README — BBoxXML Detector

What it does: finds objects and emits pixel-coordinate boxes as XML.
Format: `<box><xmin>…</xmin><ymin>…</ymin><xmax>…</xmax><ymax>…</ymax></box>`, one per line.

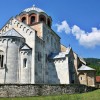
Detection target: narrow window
<box><xmin>0</xmin><ymin>55</ymin><xmax>1</xmax><ymax>67</ymax></box>
<box><xmin>39</xmin><ymin>15</ymin><xmax>46</xmax><ymax>23</ymax></box>
<box><xmin>45</xmin><ymin>54</ymin><xmax>48</xmax><ymax>63</ymax></box>
<box><xmin>48</xmin><ymin>19</ymin><xmax>51</xmax><ymax>27</ymax></box>
<box><xmin>0</xmin><ymin>51</ymin><xmax>4</xmax><ymax>68</ymax></box>
<box><xmin>81</xmin><ymin>77</ymin><xmax>82</xmax><ymax>80</ymax></box>
<box><xmin>22</xmin><ymin>17</ymin><xmax>26</xmax><ymax>24</ymax></box>
<box><xmin>38</xmin><ymin>52</ymin><xmax>41</xmax><ymax>61</ymax></box>
<box><xmin>1</xmin><ymin>55</ymin><xmax>4</xmax><ymax>68</ymax></box>
<box><xmin>23</xmin><ymin>58</ymin><xmax>27</xmax><ymax>67</ymax></box>
<box><xmin>31</xmin><ymin>16</ymin><xmax>35</xmax><ymax>24</ymax></box>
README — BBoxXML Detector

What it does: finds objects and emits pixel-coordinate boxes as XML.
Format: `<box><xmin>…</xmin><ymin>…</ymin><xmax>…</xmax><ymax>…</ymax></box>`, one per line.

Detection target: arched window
<box><xmin>39</xmin><ymin>15</ymin><xmax>46</xmax><ymax>23</ymax></box>
<box><xmin>40</xmin><ymin>17</ymin><xmax>45</xmax><ymax>22</ymax></box>
<box><xmin>31</xmin><ymin>16</ymin><xmax>35</xmax><ymax>24</ymax></box>
<box><xmin>47</xmin><ymin>18</ymin><xmax>51</xmax><ymax>27</ymax></box>
<box><xmin>23</xmin><ymin>58</ymin><xmax>27</xmax><ymax>67</ymax></box>
<box><xmin>22</xmin><ymin>17</ymin><xmax>26</xmax><ymax>24</ymax></box>
<box><xmin>0</xmin><ymin>50</ymin><xmax>4</xmax><ymax>68</ymax></box>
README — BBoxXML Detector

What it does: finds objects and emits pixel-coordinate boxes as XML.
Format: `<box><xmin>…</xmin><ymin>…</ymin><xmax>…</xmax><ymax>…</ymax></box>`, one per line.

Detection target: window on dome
<box><xmin>0</xmin><ymin>50</ymin><xmax>4</xmax><ymax>68</ymax></box>
<box><xmin>39</xmin><ymin>15</ymin><xmax>46</xmax><ymax>23</ymax></box>
<box><xmin>22</xmin><ymin>17</ymin><xmax>26</xmax><ymax>24</ymax></box>
<box><xmin>31</xmin><ymin>16</ymin><xmax>35</xmax><ymax>24</ymax></box>
<box><xmin>40</xmin><ymin>18</ymin><xmax>45</xmax><ymax>22</ymax></box>
<box><xmin>48</xmin><ymin>19</ymin><xmax>51</xmax><ymax>27</ymax></box>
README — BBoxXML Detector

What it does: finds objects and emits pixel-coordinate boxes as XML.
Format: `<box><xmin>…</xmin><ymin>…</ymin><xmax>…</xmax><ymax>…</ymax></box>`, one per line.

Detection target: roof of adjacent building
<box><xmin>78</xmin><ymin>65</ymin><xmax>95</xmax><ymax>71</ymax></box>
<box><xmin>23</xmin><ymin>5</ymin><xmax>45</xmax><ymax>13</ymax></box>
<box><xmin>21</xmin><ymin>44</ymin><xmax>31</xmax><ymax>50</ymax></box>
<box><xmin>0</xmin><ymin>29</ymin><xmax>24</xmax><ymax>38</ymax></box>
<box><xmin>96</xmin><ymin>76</ymin><xmax>100</xmax><ymax>83</ymax></box>
<box><xmin>49</xmin><ymin>47</ymin><xmax>71</xmax><ymax>59</ymax></box>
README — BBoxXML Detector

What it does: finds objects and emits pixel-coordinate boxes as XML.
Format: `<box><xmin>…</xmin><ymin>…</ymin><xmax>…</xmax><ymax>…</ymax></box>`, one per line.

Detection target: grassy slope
<box><xmin>84</xmin><ymin>58</ymin><xmax>100</xmax><ymax>76</ymax></box>
<box><xmin>0</xmin><ymin>89</ymin><xmax>100</xmax><ymax>100</ymax></box>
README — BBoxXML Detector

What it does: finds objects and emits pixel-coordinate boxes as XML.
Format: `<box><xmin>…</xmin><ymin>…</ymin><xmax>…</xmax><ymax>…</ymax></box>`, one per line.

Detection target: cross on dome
<box><xmin>23</xmin><ymin>5</ymin><xmax>45</xmax><ymax>13</ymax></box>
<box><xmin>33</xmin><ymin>5</ymin><xmax>35</xmax><ymax>7</ymax></box>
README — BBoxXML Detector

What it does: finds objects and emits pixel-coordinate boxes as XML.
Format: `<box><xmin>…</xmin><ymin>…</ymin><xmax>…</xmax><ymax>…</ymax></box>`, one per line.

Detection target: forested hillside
<box><xmin>84</xmin><ymin>58</ymin><xmax>100</xmax><ymax>76</ymax></box>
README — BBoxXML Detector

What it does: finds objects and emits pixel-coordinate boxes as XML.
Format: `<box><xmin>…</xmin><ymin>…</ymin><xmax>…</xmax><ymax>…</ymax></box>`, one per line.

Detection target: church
<box><xmin>0</xmin><ymin>6</ymin><xmax>96</xmax><ymax>87</ymax></box>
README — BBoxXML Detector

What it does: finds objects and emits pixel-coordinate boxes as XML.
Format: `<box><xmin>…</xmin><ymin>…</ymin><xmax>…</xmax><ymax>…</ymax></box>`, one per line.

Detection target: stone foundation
<box><xmin>0</xmin><ymin>84</ymin><xmax>96</xmax><ymax>97</ymax></box>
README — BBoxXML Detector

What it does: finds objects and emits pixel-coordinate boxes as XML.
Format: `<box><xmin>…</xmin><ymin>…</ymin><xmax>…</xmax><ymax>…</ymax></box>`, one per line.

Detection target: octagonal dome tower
<box><xmin>16</xmin><ymin>5</ymin><xmax>52</xmax><ymax>27</ymax></box>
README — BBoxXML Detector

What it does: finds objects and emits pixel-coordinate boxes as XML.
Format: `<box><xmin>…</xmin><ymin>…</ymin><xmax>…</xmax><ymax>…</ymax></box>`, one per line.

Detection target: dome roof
<box><xmin>23</xmin><ymin>5</ymin><xmax>45</xmax><ymax>13</ymax></box>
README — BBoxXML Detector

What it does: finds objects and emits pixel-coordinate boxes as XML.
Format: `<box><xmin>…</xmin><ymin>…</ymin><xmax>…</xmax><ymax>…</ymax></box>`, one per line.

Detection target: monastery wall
<box><xmin>0</xmin><ymin>84</ymin><xmax>96</xmax><ymax>97</ymax></box>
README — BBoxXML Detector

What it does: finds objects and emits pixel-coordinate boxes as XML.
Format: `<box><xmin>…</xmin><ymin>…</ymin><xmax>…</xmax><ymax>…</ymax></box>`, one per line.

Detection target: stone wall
<box><xmin>0</xmin><ymin>84</ymin><xmax>96</xmax><ymax>97</ymax></box>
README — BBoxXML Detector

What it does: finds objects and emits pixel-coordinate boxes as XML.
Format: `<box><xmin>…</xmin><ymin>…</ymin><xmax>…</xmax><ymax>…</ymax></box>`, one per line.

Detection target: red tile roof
<box><xmin>96</xmin><ymin>76</ymin><xmax>100</xmax><ymax>82</ymax></box>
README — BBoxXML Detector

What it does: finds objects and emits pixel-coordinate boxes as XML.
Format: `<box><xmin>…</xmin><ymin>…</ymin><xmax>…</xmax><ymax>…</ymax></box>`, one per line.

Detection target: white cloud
<box><xmin>56</xmin><ymin>20</ymin><xmax>100</xmax><ymax>48</ymax></box>
<box><xmin>55</xmin><ymin>20</ymin><xmax>71</xmax><ymax>34</ymax></box>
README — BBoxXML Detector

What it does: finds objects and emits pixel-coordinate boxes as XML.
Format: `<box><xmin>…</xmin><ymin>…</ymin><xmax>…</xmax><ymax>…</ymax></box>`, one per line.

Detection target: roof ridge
<box><xmin>78</xmin><ymin>64</ymin><xmax>95</xmax><ymax>71</ymax></box>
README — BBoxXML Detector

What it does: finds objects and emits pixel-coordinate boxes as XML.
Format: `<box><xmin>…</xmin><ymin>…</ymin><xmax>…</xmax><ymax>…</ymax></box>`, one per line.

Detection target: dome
<box><xmin>16</xmin><ymin>5</ymin><xmax>52</xmax><ymax>27</ymax></box>
<box><xmin>23</xmin><ymin>5</ymin><xmax>45</xmax><ymax>13</ymax></box>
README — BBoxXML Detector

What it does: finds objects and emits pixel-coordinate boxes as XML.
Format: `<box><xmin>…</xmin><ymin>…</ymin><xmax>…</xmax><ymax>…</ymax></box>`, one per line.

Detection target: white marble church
<box><xmin>0</xmin><ymin>6</ymin><xmax>96</xmax><ymax>86</ymax></box>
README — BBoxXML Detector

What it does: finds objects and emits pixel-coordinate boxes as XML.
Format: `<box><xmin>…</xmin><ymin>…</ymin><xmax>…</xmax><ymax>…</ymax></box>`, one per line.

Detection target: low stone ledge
<box><xmin>0</xmin><ymin>84</ymin><xmax>97</xmax><ymax>97</ymax></box>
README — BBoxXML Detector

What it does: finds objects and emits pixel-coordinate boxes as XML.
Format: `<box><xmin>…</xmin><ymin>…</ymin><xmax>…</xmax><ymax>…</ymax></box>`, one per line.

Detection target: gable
<box><xmin>0</xmin><ymin>17</ymin><xmax>36</xmax><ymax>48</ymax></box>
<box><xmin>1</xmin><ymin>28</ymin><xmax>24</xmax><ymax>38</ymax></box>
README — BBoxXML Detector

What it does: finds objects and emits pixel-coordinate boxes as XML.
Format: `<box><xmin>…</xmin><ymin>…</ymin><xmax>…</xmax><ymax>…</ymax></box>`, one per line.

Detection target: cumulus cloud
<box><xmin>55</xmin><ymin>20</ymin><xmax>71</xmax><ymax>34</ymax></box>
<box><xmin>56</xmin><ymin>20</ymin><xmax>100</xmax><ymax>48</ymax></box>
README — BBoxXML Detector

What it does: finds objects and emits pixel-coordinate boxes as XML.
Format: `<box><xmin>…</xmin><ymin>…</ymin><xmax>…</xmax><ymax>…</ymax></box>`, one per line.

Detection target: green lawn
<box><xmin>0</xmin><ymin>89</ymin><xmax>100</xmax><ymax>100</ymax></box>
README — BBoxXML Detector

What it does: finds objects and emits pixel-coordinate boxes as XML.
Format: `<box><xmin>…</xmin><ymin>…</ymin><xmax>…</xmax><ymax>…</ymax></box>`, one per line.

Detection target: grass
<box><xmin>0</xmin><ymin>89</ymin><xmax>100</xmax><ymax>100</ymax></box>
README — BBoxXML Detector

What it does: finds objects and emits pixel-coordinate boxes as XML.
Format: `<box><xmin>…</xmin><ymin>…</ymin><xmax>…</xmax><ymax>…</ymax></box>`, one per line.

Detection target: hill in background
<box><xmin>84</xmin><ymin>58</ymin><xmax>100</xmax><ymax>76</ymax></box>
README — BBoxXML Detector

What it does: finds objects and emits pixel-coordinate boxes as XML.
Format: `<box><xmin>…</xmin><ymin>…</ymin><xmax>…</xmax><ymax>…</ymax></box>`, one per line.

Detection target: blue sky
<box><xmin>0</xmin><ymin>0</ymin><xmax>100</xmax><ymax>58</ymax></box>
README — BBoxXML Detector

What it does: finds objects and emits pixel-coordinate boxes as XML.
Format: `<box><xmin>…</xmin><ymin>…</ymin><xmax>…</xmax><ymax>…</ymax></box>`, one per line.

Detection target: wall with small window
<box><xmin>20</xmin><ymin>50</ymin><xmax>32</xmax><ymax>84</ymax></box>
<box><xmin>78</xmin><ymin>73</ymin><xmax>87</xmax><ymax>85</ymax></box>
<box><xmin>78</xmin><ymin>71</ymin><xmax>96</xmax><ymax>86</ymax></box>
<box><xmin>0</xmin><ymin>37</ymin><xmax>25</xmax><ymax>84</ymax></box>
